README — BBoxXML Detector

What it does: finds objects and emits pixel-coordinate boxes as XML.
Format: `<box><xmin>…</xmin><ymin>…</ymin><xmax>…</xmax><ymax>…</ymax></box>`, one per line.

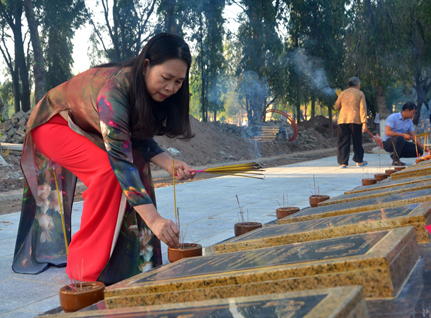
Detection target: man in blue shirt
<box><xmin>383</xmin><ymin>102</ymin><xmax>424</xmax><ymax>166</ymax></box>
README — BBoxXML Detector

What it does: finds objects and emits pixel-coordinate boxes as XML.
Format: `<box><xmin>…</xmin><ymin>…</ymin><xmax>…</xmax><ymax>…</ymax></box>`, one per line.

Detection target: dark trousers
<box><xmin>337</xmin><ymin>124</ymin><xmax>364</xmax><ymax>166</ymax></box>
<box><xmin>383</xmin><ymin>136</ymin><xmax>423</xmax><ymax>161</ymax></box>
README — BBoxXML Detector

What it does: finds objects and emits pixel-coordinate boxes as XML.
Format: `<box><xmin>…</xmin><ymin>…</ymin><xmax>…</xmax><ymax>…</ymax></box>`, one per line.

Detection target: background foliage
<box><xmin>0</xmin><ymin>0</ymin><xmax>430</xmax><ymax>129</ymax></box>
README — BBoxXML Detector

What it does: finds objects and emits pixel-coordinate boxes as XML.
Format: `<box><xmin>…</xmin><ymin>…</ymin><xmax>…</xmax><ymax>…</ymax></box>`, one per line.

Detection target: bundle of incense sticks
<box><xmin>415</xmin><ymin>132</ymin><xmax>430</xmax><ymax>156</ymax></box>
<box><xmin>193</xmin><ymin>162</ymin><xmax>265</xmax><ymax>179</ymax></box>
<box><xmin>366</xmin><ymin>130</ymin><xmax>383</xmax><ymax>148</ymax></box>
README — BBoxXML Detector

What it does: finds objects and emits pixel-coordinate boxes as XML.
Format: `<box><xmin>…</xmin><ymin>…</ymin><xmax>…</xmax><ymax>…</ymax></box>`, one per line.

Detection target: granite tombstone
<box><xmin>104</xmin><ymin>227</ymin><xmax>418</xmax><ymax>307</ymax></box>
<box><xmin>41</xmin><ymin>287</ymin><xmax>369</xmax><ymax>318</ymax></box>
<box><xmin>278</xmin><ymin>188</ymin><xmax>431</xmax><ymax>224</ymax></box>
<box><xmin>320</xmin><ymin>181</ymin><xmax>431</xmax><ymax>206</ymax></box>
<box><xmin>213</xmin><ymin>203</ymin><xmax>431</xmax><ymax>254</ymax></box>
<box><xmin>344</xmin><ymin>175</ymin><xmax>431</xmax><ymax>195</ymax></box>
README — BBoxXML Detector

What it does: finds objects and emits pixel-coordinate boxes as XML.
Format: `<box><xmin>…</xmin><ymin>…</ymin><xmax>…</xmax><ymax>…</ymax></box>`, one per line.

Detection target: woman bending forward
<box><xmin>13</xmin><ymin>33</ymin><xmax>195</xmax><ymax>285</ymax></box>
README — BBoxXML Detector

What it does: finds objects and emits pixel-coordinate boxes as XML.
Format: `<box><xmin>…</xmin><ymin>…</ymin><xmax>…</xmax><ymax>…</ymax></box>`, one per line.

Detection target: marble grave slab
<box><xmin>404</xmin><ymin>160</ymin><xmax>431</xmax><ymax>169</ymax></box>
<box><xmin>42</xmin><ymin>287</ymin><xmax>369</xmax><ymax>318</ymax></box>
<box><xmin>104</xmin><ymin>227</ymin><xmax>418</xmax><ymax>307</ymax></box>
<box><xmin>319</xmin><ymin>180</ymin><xmax>431</xmax><ymax>206</ymax></box>
<box><xmin>391</xmin><ymin>165</ymin><xmax>431</xmax><ymax>180</ymax></box>
<box><xmin>344</xmin><ymin>175</ymin><xmax>431</xmax><ymax>195</ymax></box>
<box><xmin>213</xmin><ymin>203</ymin><xmax>431</xmax><ymax>254</ymax></box>
<box><xmin>278</xmin><ymin>188</ymin><xmax>431</xmax><ymax>224</ymax></box>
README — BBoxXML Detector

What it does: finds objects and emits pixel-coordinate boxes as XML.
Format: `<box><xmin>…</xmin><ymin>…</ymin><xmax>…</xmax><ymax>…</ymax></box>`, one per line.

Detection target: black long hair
<box><xmin>99</xmin><ymin>33</ymin><xmax>193</xmax><ymax>140</ymax></box>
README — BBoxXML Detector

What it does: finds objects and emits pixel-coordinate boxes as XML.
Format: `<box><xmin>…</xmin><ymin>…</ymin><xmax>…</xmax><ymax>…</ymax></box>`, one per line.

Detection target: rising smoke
<box><xmin>290</xmin><ymin>49</ymin><xmax>336</xmax><ymax>97</ymax></box>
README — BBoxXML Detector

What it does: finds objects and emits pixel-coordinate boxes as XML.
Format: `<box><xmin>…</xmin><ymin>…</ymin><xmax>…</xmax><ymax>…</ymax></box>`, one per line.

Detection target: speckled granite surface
<box><xmin>278</xmin><ymin>188</ymin><xmax>431</xmax><ymax>224</ymax></box>
<box><xmin>345</xmin><ymin>175</ymin><xmax>431</xmax><ymax>195</ymax></box>
<box><xmin>391</xmin><ymin>165</ymin><xmax>431</xmax><ymax>180</ymax></box>
<box><xmin>104</xmin><ymin>227</ymin><xmax>418</xmax><ymax>307</ymax></box>
<box><xmin>212</xmin><ymin>203</ymin><xmax>431</xmax><ymax>254</ymax></box>
<box><xmin>366</xmin><ymin>242</ymin><xmax>431</xmax><ymax>317</ymax></box>
<box><xmin>404</xmin><ymin>160</ymin><xmax>431</xmax><ymax>169</ymax></box>
<box><xmin>40</xmin><ymin>286</ymin><xmax>369</xmax><ymax>318</ymax></box>
<box><xmin>320</xmin><ymin>181</ymin><xmax>431</xmax><ymax>206</ymax></box>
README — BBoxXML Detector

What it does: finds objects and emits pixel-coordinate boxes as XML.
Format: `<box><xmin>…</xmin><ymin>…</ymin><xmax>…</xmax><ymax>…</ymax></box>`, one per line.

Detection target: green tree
<box><xmin>38</xmin><ymin>0</ymin><xmax>86</xmax><ymax>90</ymax></box>
<box><xmin>283</xmin><ymin>0</ymin><xmax>349</xmax><ymax>137</ymax></box>
<box><xmin>157</xmin><ymin>0</ymin><xmax>196</xmax><ymax>36</ymax></box>
<box><xmin>392</xmin><ymin>0</ymin><xmax>431</xmax><ymax>124</ymax></box>
<box><xmin>0</xmin><ymin>0</ymin><xmax>31</xmax><ymax>112</ymax></box>
<box><xmin>346</xmin><ymin>0</ymin><xmax>399</xmax><ymax>124</ymax></box>
<box><xmin>235</xmin><ymin>0</ymin><xmax>283</xmax><ymax>124</ymax></box>
<box><xmin>88</xmin><ymin>0</ymin><xmax>158</xmax><ymax>63</ymax></box>
<box><xmin>192</xmin><ymin>0</ymin><xmax>226</xmax><ymax>122</ymax></box>
<box><xmin>24</xmin><ymin>0</ymin><xmax>45</xmax><ymax>104</ymax></box>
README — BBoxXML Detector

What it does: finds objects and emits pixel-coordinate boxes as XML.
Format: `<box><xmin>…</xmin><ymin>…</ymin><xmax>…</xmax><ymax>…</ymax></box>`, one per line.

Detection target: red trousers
<box><xmin>31</xmin><ymin>115</ymin><xmax>123</xmax><ymax>281</ymax></box>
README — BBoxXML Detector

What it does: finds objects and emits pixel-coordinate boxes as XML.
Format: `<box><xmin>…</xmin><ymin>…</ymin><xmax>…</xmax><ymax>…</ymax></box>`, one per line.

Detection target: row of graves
<box><xmin>44</xmin><ymin>160</ymin><xmax>431</xmax><ymax>318</ymax></box>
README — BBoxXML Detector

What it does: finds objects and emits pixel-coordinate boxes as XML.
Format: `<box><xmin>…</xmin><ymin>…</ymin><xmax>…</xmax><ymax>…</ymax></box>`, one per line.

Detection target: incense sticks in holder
<box><xmin>168</xmin><ymin>243</ymin><xmax>202</xmax><ymax>263</ymax></box>
<box><xmin>59</xmin><ymin>281</ymin><xmax>105</xmax><ymax>312</ymax></box>
<box><xmin>309</xmin><ymin>195</ymin><xmax>330</xmax><ymax>207</ymax></box>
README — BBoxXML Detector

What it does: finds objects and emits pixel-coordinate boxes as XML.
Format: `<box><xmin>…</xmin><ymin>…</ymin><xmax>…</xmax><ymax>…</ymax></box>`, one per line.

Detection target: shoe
<box><xmin>339</xmin><ymin>164</ymin><xmax>347</xmax><ymax>169</ymax></box>
<box><xmin>392</xmin><ymin>161</ymin><xmax>406</xmax><ymax>166</ymax></box>
<box><xmin>356</xmin><ymin>161</ymin><xmax>368</xmax><ymax>167</ymax></box>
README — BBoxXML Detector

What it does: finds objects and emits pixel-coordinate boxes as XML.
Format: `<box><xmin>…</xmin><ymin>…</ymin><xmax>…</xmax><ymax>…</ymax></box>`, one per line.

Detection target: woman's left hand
<box><xmin>170</xmin><ymin>159</ymin><xmax>195</xmax><ymax>181</ymax></box>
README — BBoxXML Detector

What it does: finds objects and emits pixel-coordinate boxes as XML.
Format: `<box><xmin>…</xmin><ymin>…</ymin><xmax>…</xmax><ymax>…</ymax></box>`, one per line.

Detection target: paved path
<box><xmin>0</xmin><ymin>152</ymin><xmax>410</xmax><ymax>317</ymax></box>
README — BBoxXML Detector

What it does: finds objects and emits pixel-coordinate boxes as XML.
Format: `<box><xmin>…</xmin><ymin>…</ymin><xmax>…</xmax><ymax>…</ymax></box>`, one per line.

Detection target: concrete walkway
<box><xmin>0</xmin><ymin>152</ymin><xmax>411</xmax><ymax>317</ymax></box>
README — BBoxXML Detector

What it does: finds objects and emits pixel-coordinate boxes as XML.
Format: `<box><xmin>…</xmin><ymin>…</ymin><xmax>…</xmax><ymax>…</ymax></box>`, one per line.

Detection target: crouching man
<box><xmin>382</xmin><ymin>102</ymin><xmax>424</xmax><ymax>166</ymax></box>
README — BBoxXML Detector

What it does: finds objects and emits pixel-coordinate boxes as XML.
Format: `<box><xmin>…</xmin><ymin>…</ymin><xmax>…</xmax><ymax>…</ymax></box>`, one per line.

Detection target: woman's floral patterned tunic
<box><xmin>12</xmin><ymin>67</ymin><xmax>165</xmax><ymax>285</ymax></box>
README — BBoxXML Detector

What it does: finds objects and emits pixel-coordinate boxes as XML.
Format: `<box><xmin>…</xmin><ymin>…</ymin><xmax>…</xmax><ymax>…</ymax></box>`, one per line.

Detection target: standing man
<box><xmin>334</xmin><ymin>77</ymin><xmax>368</xmax><ymax>168</ymax></box>
<box><xmin>383</xmin><ymin>102</ymin><xmax>424</xmax><ymax>166</ymax></box>
<box><xmin>374</xmin><ymin>113</ymin><xmax>380</xmax><ymax>135</ymax></box>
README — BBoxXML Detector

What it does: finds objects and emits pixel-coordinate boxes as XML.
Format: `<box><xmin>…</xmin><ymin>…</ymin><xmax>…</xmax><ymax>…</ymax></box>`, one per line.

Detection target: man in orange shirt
<box><xmin>334</xmin><ymin>77</ymin><xmax>368</xmax><ymax>168</ymax></box>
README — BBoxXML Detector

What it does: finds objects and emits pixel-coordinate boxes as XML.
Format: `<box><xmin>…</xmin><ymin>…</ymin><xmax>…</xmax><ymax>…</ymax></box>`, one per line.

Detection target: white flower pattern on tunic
<box><xmin>36</xmin><ymin>183</ymin><xmax>51</xmax><ymax>214</ymax></box>
<box><xmin>36</xmin><ymin>213</ymin><xmax>54</xmax><ymax>243</ymax></box>
<box><xmin>99</xmin><ymin>121</ymin><xmax>111</xmax><ymax>151</ymax></box>
<box><xmin>128</xmin><ymin>225</ymin><xmax>153</xmax><ymax>272</ymax></box>
<box><xmin>48</xmin><ymin>191</ymin><xmax>61</xmax><ymax>212</ymax></box>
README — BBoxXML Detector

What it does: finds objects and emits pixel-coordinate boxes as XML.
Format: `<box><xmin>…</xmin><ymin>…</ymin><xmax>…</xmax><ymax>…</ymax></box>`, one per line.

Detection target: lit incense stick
<box><xmin>172</xmin><ymin>157</ymin><xmax>177</xmax><ymax>221</ymax></box>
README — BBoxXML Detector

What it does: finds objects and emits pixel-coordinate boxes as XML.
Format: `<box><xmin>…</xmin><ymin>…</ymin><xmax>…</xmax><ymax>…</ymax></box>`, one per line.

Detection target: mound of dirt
<box><xmin>1</xmin><ymin>115</ymin><xmax>338</xmax><ymax>192</ymax></box>
<box><xmin>152</xmin><ymin>116</ymin><xmax>336</xmax><ymax>170</ymax></box>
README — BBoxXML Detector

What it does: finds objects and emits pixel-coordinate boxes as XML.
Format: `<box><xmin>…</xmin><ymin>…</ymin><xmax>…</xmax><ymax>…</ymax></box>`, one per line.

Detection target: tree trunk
<box><xmin>376</xmin><ymin>85</ymin><xmax>389</xmax><ymax>120</ymax></box>
<box><xmin>201</xmin><ymin>73</ymin><xmax>206</xmax><ymax>122</ymax></box>
<box><xmin>311</xmin><ymin>93</ymin><xmax>316</xmax><ymax>128</ymax></box>
<box><xmin>412</xmin><ymin>73</ymin><xmax>431</xmax><ymax>126</ymax></box>
<box><xmin>166</xmin><ymin>0</ymin><xmax>177</xmax><ymax>34</ymax></box>
<box><xmin>12</xmin><ymin>2</ymin><xmax>30</xmax><ymax>112</ymax></box>
<box><xmin>11</xmin><ymin>67</ymin><xmax>21</xmax><ymax>113</ymax></box>
<box><xmin>24</xmin><ymin>0</ymin><xmax>45</xmax><ymax>105</ymax></box>
<box><xmin>375</xmin><ymin>85</ymin><xmax>389</xmax><ymax>136</ymax></box>
<box><xmin>303</xmin><ymin>103</ymin><xmax>307</xmax><ymax>120</ymax></box>
<box><xmin>295</xmin><ymin>91</ymin><xmax>301</xmax><ymax>124</ymax></box>
<box><xmin>328</xmin><ymin>104</ymin><xmax>333</xmax><ymax>138</ymax></box>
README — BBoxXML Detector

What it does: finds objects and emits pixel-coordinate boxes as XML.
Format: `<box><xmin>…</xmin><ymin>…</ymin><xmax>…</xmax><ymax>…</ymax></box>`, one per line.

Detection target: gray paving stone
<box><xmin>0</xmin><ymin>220</ymin><xmax>19</xmax><ymax>231</ymax></box>
<box><xmin>0</xmin><ymin>153</ymin><xmax>407</xmax><ymax>315</ymax></box>
<box><xmin>0</xmin><ymin>256</ymin><xmax>18</xmax><ymax>282</ymax></box>
<box><xmin>0</xmin><ymin>309</ymin><xmax>39</xmax><ymax>318</ymax></box>
<box><xmin>21</xmin><ymin>295</ymin><xmax>61</xmax><ymax>314</ymax></box>
<box><xmin>19</xmin><ymin>265</ymin><xmax>69</xmax><ymax>285</ymax></box>
<box><xmin>0</xmin><ymin>238</ymin><xmax>15</xmax><ymax>257</ymax></box>
<box><xmin>0</xmin><ymin>229</ymin><xmax>18</xmax><ymax>240</ymax></box>
<box><xmin>0</xmin><ymin>277</ymin><xmax>59</xmax><ymax>314</ymax></box>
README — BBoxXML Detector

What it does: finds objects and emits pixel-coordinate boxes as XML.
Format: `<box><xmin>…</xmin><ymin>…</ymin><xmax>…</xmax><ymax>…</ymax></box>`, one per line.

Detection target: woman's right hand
<box><xmin>149</xmin><ymin>216</ymin><xmax>180</xmax><ymax>248</ymax></box>
<box><xmin>134</xmin><ymin>204</ymin><xmax>180</xmax><ymax>248</ymax></box>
